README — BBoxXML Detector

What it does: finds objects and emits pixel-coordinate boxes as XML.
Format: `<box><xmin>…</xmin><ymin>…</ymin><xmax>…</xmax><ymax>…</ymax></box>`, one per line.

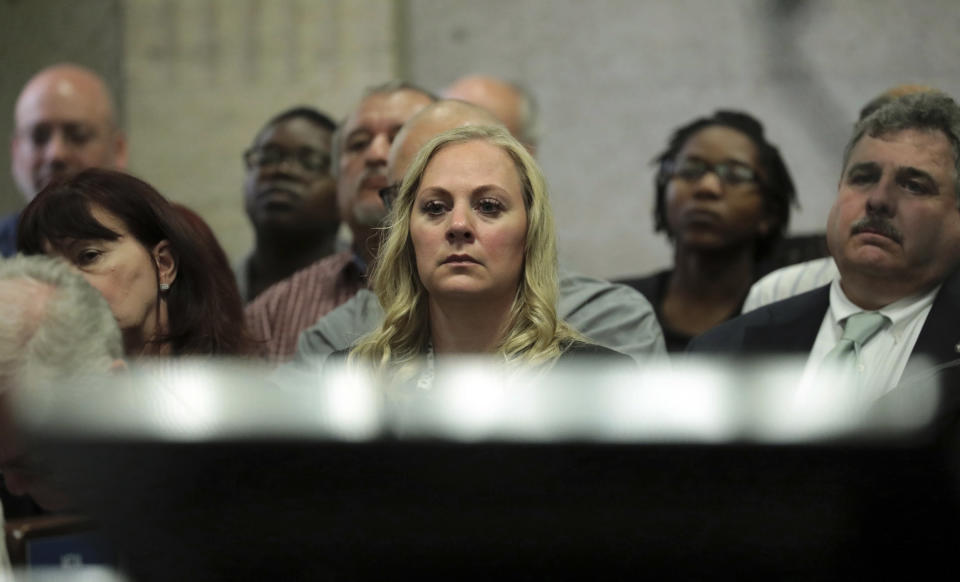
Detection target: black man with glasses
<box><xmin>237</xmin><ymin>106</ymin><xmax>338</xmax><ymax>303</ymax></box>
<box><xmin>244</xmin><ymin>85</ymin><xmax>436</xmax><ymax>362</ymax></box>
<box><xmin>617</xmin><ymin>111</ymin><xmax>797</xmax><ymax>351</ymax></box>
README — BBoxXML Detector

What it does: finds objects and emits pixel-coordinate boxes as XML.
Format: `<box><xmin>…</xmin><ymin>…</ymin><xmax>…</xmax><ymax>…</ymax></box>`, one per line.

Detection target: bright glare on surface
<box><xmin>10</xmin><ymin>355</ymin><xmax>939</xmax><ymax>443</ymax></box>
<box><xmin>599</xmin><ymin>363</ymin><xmax>740</xmax><ymax>441</ymax></box>
<box><xmin>149</xmin><ymin>365</ymin><xmax>222</xmax><ymax>439</ymax></box>
<box><xmin>321</xmin><ymin>365</ymin><xmax>383</xmax><ymax>440</ymax></box>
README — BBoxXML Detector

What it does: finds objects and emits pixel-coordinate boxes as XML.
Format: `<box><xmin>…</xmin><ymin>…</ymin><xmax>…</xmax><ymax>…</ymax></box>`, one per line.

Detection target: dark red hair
<box><xmin>17</xmin><ymin>168</ymin><xmax>253</xmax><ymax>357</ymax></box>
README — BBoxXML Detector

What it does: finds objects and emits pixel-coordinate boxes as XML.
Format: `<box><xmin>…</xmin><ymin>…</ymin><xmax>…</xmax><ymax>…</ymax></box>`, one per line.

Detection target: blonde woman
<box><xmin>348</xmin><ymin>125</ymin><xmax>626</xmax><ymax>381</ymax></box>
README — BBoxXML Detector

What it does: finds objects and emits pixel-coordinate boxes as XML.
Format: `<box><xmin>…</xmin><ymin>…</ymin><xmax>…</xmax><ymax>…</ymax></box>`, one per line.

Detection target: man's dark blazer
<box><xmin>688</xmin><ymin>267</ymin><xmax>960</xmax><ymax>433</ymax></box>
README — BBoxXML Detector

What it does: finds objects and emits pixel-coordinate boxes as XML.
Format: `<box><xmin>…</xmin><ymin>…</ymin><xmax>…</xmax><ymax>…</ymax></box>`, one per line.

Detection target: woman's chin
<box><xmin>428</xmin><ymin>282</ymin><xmax>515</xmax><ymax>305</ymax></box>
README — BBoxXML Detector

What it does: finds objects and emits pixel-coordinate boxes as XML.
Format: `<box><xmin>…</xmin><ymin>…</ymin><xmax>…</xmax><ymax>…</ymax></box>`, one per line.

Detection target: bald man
<box><xmin>386</xmin><ymin>99</ymin><xmax>501</xmax><ymax>183</ymax></box>
<box><xmin>2</xmin><ymin>64</ymin><xmax>127</xmax><ymax>257</ymax></box>
<box><xmin>442</xmin><ymin>74</ymin><xmax>538</xmax><ymax>153</ymax></box>
<box><xmin>295</xmin><ymin>99</ymin><xmax>665</xmax><ymax>363</ymax></box>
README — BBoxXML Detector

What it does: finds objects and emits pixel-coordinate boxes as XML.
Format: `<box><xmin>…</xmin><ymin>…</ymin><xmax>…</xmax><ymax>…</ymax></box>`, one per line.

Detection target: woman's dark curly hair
<box><xmin>653</xmin><ymin>110</ymin><xmax>798</xmax><ymax>259</ymax></box>
<box><xmin>17</xmin><ymin>168</ymin><xmax>253</xmax><ymax>356</ymax></box>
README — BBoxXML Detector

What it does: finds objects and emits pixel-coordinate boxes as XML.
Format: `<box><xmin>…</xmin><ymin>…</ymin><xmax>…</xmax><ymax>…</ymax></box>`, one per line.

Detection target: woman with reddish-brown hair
<box><xmin>17</xmin><ymin>168</ymin><xmax>252</xmax><ymax>357</ymax></box>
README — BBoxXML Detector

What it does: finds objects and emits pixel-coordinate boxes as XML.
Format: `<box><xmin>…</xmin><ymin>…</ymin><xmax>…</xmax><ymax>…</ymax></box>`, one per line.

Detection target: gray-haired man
<box><xmin>0</xmin><ymin>254</ymin><xmax>124</xmax><ymax>519</ymax></box>
<box><xmin>691</xmin><ymin>93</ymin><xmax>960</xmax><ymax>415</ymax></box>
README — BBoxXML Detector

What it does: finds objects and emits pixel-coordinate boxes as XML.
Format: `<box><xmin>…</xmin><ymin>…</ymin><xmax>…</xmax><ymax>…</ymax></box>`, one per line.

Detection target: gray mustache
<box><xmin>851</xmin><ymin>216</ymin><xmax>902</xmax><ymax>244</ymax></box>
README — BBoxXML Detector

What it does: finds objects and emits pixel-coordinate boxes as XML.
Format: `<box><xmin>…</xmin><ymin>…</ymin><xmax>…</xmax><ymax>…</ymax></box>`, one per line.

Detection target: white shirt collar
<box><xmin>829</xmin><ymin>279</ymin><xmax>941</xmax><ymax>342</ymax></box>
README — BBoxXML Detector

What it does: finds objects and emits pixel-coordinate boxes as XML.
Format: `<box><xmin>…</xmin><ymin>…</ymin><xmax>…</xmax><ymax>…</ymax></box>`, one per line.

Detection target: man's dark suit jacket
<box><xmin>688</xmin><ymin>268</ymin><xmax>960</xmax><ymax>434</ymax></box>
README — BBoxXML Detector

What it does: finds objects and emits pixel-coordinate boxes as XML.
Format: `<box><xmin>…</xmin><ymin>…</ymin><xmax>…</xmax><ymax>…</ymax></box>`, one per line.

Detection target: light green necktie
<box><xmin>825</xmin><ymin>311</ymin><xmax>888</xmax><ymax>366</ymax></box>
<box><xmin>810</xmin><ymin>311</ymin><xmax>889</xmax><ymax>407</ymax></box>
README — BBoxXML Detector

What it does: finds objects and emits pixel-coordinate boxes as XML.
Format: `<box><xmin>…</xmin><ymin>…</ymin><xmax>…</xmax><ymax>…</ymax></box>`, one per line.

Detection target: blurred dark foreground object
<box><xmin>11</xmin><ymin>358</ymin><xmax>960</xmax><ymax>581</ymax></box>
<box><xmin>4</xmin><ymin>514</ymin><xmax>117</xmax><ymax>569</ymax></box>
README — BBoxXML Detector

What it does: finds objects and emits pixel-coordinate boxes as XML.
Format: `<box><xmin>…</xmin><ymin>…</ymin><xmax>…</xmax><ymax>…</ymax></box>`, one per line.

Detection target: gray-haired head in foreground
<box><xmin>843</xmin><ymin>92</ymin><xmax>960</xmax><ymax>202</ymax></box>
<box><xmin>0</xmin><ymin>254</ymin><xmax>123</xmax><ymax>391</ymax></box>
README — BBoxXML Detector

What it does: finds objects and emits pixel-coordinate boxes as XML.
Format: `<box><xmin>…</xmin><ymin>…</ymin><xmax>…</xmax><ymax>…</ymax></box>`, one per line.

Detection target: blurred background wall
<box><xmin>3</xmin><ymin>0</ymin><xmax>960</xmax><ymax>279</ymax></box>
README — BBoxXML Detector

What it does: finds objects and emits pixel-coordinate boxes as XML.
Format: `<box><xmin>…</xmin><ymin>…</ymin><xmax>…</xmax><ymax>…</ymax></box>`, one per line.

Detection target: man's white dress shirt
<box><xmin>797</xmin><ymin>279</ymin><xmax>938</xmax><ymax>404</ymax></box>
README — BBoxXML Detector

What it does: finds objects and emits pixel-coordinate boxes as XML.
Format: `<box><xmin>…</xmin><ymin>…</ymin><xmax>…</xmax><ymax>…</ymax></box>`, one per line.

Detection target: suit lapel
<box><xmin>742</xmin><ymin>286</ymin><xmax>830</xmax><ymax>353</ymax></box>
<box><xmin>894</xmin><ymin>268</ymin><xmax>960</xmax><ymax>435</ymax></box>
<box><xmin>909</xmin><ymin>268</ymin><xmax>960</xmax><ymax>368</ymax></box>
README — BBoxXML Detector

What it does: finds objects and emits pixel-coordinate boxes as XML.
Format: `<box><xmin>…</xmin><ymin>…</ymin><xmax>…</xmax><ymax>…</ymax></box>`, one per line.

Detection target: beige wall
<box><xmin>5</xmin><ymin>1</ymin><xmax>960</xmax><ymax>279</ymax></box>
<box><xmin>404</xmin><ymin>0</ymin><xmax>960</xmax><ymax>279</ymax></box>
<box><xmin>124</xmin><ymin>0</ymin><xmax>398</xmax><ymax>261</ymax></box>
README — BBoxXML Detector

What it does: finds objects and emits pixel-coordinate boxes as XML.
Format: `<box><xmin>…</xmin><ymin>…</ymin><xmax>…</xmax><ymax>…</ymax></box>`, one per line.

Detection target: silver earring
<box><xmin>159</xmin><ymin>283</ymin><xmax>170</xmax><ymax>291</ymax></box>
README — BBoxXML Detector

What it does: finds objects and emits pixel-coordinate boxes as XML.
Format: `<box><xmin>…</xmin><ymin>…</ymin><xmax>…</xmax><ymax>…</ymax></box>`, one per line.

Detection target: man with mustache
<box><xmin>237</xmin><ymin>107</ymin><xmax>338</xmax><ymax>302</ymax></box>
<box><xmin>2</xmin><ymin>64</ymin><xmax>127</xmax><ymax>257</ymax></box>
<box><xmin>743</xmin><ymin>85</ymin><xmax>945</xmax><ymax>313</ymax></box>
<box><xmin>245</xmin><ymin>83</ymin><xmax>436</xmax><ymax>361</ymax></box>
<box><xmin>690</xmin><ymin>92</ymin><xmax>960</xmax><ymax>409</ymax></box>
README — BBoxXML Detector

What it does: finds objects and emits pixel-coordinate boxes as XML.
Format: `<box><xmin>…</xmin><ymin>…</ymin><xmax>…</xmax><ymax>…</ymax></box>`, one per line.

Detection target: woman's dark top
<box><xmin>617</xmin><ymin>269</ymin><xmax>746</xmax><ymax>353</ymax></box>
<box><xmin>331</xmin><ymin>340</ymin><xmax>630</xmax><ymax>363</ymax></box>
<box><xmin>557</xmin><ymin>340</ymin><xmax>632</xmax><ymax>362</ymax></box>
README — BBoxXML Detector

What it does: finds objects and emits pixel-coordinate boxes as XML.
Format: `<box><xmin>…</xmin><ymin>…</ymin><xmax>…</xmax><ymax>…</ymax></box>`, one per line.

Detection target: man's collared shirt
<box><xmin>743</xmin><ymin>257</ymin><xmax>839</xmax><ymax>313</ymax></box>
<box><xmin>244</xmin><ymin>250</ymin><xmax>364</xmax><ymax>363</ymax></box>
<box><xmin>798</xmin><ymin>278</ymin><xmax>939</xmax><ymax>402</ymax></box>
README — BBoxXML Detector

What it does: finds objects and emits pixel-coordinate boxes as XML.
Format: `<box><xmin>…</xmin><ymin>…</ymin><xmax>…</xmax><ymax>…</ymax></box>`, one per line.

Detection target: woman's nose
<box><xmin>445</xmin><ymin>207</ymin><xmax>474</xmax><ymax>242</ymax></box>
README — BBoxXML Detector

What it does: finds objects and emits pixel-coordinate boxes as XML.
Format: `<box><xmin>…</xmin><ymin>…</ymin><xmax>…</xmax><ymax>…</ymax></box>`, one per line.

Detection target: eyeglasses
<box><xmin>665</xmin><ymin>158</ymin><xmax>761</xmax><ymax>187</ymax></box>
<box><xmin>243</xmin><ymin>146</ymin><xmax>331</xmax><ymax>174</ymax></box>
<box><xmin>379</xmin><ymin>183</ymin><xmax>400</xmax><ymax>211</ymax></box>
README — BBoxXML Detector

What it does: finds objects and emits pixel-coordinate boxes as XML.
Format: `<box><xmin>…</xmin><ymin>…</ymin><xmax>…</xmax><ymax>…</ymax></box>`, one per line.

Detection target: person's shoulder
<box><xmin>294</xmin><ymin>289</ymin><xmax>382</xmax><ymax>361</ymax></box>
<box><xmin>559</xmin><ymin>340</ymin><xmax>632</xmax><ymax>362</ymax></box>
<box><xmin>283</xmin><ymin>250</ymin><xmax>356</xmax><ymax>289</ymax></box>
<box><xmin>744</xmin><ymin>258</ymin><xmax>838</xmax><ymax>313</ymax></box>
<box><xmin>558</xmin><ymin>267</ymin><xmax>653</xmax><ymax>308</ymax></box>
<box><xmin>246</xmin><ymin>251</ymin><xmax>355</xmax><ymax>310</ymax></box>
<box><xmin>309</xmin><ymin>287</ymin><xmax>381</xmax><ymax>333</ymax></box>
<box><xmin>556</xmin><ymin>267</ymin><xmax>665</xmax><ymax>359</ymax></box>
<box><xmin>689</xmin><ymin>284</ymin><xmax>831</xmax><ymax>353</ymax></box>
<box><xmin>0</xmin><ymin>211</ymin><xmax>19</xmax><ymax>258</ymax></box>
<box><xmin>0</xmin><ymin>211</ymin><xmax>18</xmax><ymax>229</ymax></box>
<box><xmin>613</xmin><ymin>269</ymin><xmax>670</xmax><ymax>298</ymax></box>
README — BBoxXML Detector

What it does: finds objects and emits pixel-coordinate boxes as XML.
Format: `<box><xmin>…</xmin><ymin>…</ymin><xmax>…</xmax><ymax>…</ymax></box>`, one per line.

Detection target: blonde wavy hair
<box><xmin>349</xmin><ymin>125</ymin><xmax>582</xmax><ymax>375</ymax></box>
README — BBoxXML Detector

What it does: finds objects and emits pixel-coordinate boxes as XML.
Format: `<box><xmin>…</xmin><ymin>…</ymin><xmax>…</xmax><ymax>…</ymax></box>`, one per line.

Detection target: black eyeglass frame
<box><xmin>662</xmin><ymin>158</ymin><xmax>764</xmax><ymax>188</ymax></box>
<box><xmin>243</xmin><ymin>146</ymin><xmax>332</xmax><ymax>175</ymax></box>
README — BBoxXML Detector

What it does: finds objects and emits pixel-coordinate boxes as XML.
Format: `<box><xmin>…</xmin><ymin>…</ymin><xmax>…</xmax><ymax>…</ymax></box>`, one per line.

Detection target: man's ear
<box><xmin>152</xmin><ymin>240</ymin><xmax>177</xmax><ymax>287</ymax></box>
<box><xmin>108</xmin><ymin>359</ymin><xmax>127</xmax><ymax>373</ymax></box>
